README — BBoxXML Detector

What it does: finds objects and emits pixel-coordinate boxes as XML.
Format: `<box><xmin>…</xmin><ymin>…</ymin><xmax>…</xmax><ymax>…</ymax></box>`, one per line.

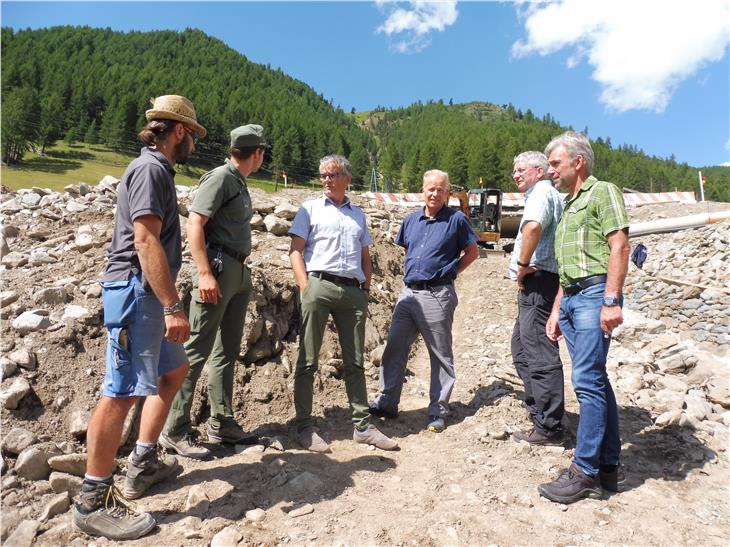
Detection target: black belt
<box><xmin>406</xmin><ymin>278</ymin><xmax>453</xmax><ymax>291</ymax></box>
<box><xmin>310</xmin><ymin>271</ymin><xmax>360</xmax><ymax>287</ymax></box>
<box><xmin>207</xmin><ymin>243</ymin><xmax>248</xmax><ymax>263</ymax></box>
<box><xmin>563</xmin><ymin>274</ymin><xmax>607</xmax><ymax>296</ymax></box>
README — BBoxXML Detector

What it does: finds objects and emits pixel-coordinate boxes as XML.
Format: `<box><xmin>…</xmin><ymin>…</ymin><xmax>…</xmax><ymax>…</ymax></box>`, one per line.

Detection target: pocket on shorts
<box><xmin>108</xmin><ymin>326</ymin><xmax>134</xmax><ymax>394</ymax></box>
<box><xmin>101</xmin><ymin>277</ymin><xmax>138</xmax><ymax>327</ymax></box>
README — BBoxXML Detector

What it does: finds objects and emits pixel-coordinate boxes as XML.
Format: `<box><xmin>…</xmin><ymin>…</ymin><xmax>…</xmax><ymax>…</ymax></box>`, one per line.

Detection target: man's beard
<box><xmin>173</xmin><ymin>140</ymin><xmax>191</xmax><ymax>165</ymax></box>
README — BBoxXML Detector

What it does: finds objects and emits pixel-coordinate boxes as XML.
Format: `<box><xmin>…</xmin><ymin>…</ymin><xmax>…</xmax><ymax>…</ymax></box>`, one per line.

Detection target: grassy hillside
<box><xmin>0</xmin><ymin>142</ymin><xmax>285</xmax><ymax>192</ymax></box>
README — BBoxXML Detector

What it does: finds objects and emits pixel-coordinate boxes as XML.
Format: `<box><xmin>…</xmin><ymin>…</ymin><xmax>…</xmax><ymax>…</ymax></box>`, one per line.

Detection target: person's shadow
<box><xmin>146</xmin><ymin>450</ymin><xmax>396</xmax><ymax>530</ymax></box>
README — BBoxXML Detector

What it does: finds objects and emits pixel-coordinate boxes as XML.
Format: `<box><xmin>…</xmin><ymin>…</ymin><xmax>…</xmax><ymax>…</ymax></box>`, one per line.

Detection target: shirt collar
<box><xmin>565</xmin><ymin>175</ymin><xmax>598</xmax><ymax>205</ymax></box>
<box><xmin>524</xmin><ymin>178</ymin><xmax>552</xmax><ymax>198</ymax></box>
<box><xmin>224</xmin><ymin>158</ymin><xmax>246</xmax><ymax>183</ymax></box>
<box><xmin>323</xmin><ymin>194</ymin><xmax>351</xmax><ymax>208</ymax></box>
<box><xmin>419</xmin><ymin>204</ymin><xmax>450</xmax><ymax>221</ymax></box>
<box><xmin>142</xmin><ymin>147</ymin><xmax>175</xmax><ymax>175</ymax></box>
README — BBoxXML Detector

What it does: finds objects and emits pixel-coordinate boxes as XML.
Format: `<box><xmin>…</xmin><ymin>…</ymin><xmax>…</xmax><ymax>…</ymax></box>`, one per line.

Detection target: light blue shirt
<box><xmin>509</xmin><ymin>179</ymin><xmax>563</xmax><ymax>280</ymax></box>
<box><xmin>289</xmin><ymin>195</ymin><xmax>373</xmax><ymax>283</ymax></box>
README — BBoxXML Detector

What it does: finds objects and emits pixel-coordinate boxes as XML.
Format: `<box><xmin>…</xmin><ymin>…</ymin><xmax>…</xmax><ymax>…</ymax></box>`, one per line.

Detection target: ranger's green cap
<box><xmin>230</xmin><ymin>124</ymin><xmax>269</xmax><ymax>148</ymax></box>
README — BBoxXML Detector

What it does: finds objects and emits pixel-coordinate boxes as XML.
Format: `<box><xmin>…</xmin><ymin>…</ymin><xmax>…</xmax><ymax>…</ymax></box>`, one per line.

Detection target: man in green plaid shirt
<box><xmin>539</xmin><ymin>131</ymin><xmax>630</xmax><ymax>505</ymax></box>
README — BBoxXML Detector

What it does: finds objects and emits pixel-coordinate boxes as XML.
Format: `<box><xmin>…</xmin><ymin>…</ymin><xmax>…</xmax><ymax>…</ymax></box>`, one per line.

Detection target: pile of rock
<box><xmin>0</xmin><ymin>176</ymin><xmax>408</xmax><ymax>541</ymax></box>
<box><xmin>609</xmin><ymin>220</ymin><xmax>730</xmax><ymax>450</ymax></box>
<box><xmin>624</xmin><ymin>221</ymin><xmax>730</xmax><ymax>347</ymax></box>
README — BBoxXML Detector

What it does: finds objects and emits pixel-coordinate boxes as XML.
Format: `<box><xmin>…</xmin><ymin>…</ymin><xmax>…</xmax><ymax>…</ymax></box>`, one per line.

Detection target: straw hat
<box><xmin>145</xmin><ymin>95</ymin><xmax>207</xmax><ymax>138</ymax></box>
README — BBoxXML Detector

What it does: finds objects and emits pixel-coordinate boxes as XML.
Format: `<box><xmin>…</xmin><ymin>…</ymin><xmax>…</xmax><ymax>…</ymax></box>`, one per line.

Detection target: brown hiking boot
<box><xmin>208</xmin><ymin>418</ymin><xmax>258</xmax><ymax>445</ymax></box>
<box><xmin>538</xmin><ymin>463</ymin><xmax>603</xmax><ymax>504</ymax></box>
<box><xmin>512</xmin><ymin>428</ymin><xmax>564</xmax><ymax>446</ymax></box>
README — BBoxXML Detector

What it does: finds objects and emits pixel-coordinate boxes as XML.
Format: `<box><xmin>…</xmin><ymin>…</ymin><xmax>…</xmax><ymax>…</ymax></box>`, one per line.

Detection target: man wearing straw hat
<box><xmin>73</xmin><ymin>95</ymin><xmax>205</xmax><ymax>540</ymax></box>
<box><xmin>160</xmin><ymin>125</ymin><xmax>268</xmax><ymax>459</ymax></box>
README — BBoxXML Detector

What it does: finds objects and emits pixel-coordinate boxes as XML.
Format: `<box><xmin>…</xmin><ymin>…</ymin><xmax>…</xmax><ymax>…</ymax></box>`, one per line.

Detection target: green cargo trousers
<box><xmin>164</xmin><ymin>251</ymin><xmax>251</xmax><ymax>437</ymax></box>
<box><xmin>294</xmin><ymin>275</ymin><xmax>370</xmax><ymax>431</ymax></box>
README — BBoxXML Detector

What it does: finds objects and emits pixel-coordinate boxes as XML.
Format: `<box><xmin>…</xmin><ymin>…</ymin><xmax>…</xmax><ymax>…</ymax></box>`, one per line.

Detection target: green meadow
<box><xmin>0</xmin><ymin>142</ymin><xmax>287</xmax><ymax>193</ymax></box>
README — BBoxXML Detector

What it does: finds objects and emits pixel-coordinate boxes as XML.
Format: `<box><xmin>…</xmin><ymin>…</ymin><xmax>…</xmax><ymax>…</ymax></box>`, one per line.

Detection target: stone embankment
<box><xmin>0</xmin><ymin>176</ymin><xmax>407</xmax><ymax>543</ymax></box>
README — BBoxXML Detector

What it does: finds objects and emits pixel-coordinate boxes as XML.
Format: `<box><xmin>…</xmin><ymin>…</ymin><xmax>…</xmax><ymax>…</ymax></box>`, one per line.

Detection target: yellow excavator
<box><xmin>449</xmin><ymin>186</ymin><xmax>503</xmax><ymax>245</ymax></box>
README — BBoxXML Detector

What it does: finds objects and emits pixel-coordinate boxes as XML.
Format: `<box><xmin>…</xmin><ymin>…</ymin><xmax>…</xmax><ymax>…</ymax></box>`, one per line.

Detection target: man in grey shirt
<box><xmin>73</xmin><ymin>95</ymin><xmax>204</xmax><ymax>541</ymax></box>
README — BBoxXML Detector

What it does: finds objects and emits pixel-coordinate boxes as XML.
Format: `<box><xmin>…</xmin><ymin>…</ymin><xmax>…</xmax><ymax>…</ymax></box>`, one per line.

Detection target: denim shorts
<box><xmin>102</xmin><ymin>274</ymin><xmax>187</xmax><ymax>397</ymax></box>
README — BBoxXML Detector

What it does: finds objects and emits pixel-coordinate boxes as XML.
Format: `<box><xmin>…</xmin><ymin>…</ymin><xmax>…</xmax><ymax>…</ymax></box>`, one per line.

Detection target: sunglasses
<box><xmin>184</xmin><ymin>126</ymin><xmax>199</xmax><ymax>145</ymax></box>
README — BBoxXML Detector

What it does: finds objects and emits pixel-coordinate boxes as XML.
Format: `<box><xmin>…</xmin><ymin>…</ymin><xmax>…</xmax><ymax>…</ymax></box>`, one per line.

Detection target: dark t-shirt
<box><xmin>103</xmin><ymin>147</ymin><xmax>182</xmax><ymax>282</ymax></box>
<box><xmin>396</xmin><ymin>205</ymin><xmax>477</xmax><ymax>284</ymax></box>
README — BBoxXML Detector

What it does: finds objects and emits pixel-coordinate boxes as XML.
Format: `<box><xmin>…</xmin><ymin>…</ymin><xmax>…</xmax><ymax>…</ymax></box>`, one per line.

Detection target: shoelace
<box><xmin>184</xmin><ymin>432</ymin><xmax>203</xmax><ymax>447</ymax></box>
<box><xmin>104</xmin><ymin>483</ymin><xmax>139</xmax><ymax>517</ymax></box>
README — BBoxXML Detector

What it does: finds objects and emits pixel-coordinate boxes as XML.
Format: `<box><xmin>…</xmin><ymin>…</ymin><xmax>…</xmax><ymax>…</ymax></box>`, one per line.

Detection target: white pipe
<box><xmin>629</xmin><ymin>210</ymin><xmax>730</xmax><ymax>237</ymax></box>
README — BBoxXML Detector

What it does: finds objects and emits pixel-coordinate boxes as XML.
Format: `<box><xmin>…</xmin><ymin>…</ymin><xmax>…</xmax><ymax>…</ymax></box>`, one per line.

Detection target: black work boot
<box><xmin>538</xmin><ymin>463</ymin><xmax>603</xmax><ymax>504</ymax></box>
<box><xmin>73</xmin><ymin>480</ymin><xmax>156</xmax><ymax>540</ymax></box>
<box><xmin>599</xmin><ymin>464</ymin><xmax>626</xmax><ymax>493</ymax></box>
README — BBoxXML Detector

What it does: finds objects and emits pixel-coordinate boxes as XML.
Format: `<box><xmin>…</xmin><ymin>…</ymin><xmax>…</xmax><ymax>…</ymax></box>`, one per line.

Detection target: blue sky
<box><xmin>2</xmin><ymin>1</ymin><xmax>729</xmax><ymax>168</ymax></box>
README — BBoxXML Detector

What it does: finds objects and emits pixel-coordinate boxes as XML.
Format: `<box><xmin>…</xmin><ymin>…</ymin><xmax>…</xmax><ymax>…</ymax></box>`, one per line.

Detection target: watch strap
<box><xmin>163</xmin><ymin>301</ymin><xmax>184</xmax><ymax>315</ymax></box>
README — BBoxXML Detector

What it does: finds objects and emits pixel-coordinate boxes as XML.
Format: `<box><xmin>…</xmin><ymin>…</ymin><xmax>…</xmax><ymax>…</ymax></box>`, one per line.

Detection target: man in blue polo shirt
<box><xmin>289</xmin><ymin>154</ymin><xmax>397</xmax><ymax>453</ymax></box>
<box><xmin>370</xmin><ymin>169</ymin><xmax>478</xmax><ymax>432</ymax></box>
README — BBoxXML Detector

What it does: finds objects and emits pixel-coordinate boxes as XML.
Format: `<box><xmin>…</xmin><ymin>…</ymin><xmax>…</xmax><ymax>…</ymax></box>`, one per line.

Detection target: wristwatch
<box><xmin>516</xmin><ymin>260</ymin><xmax>530</xmax><ymax>268</ymax></box>
<box><xmin>602</xmin><ymin>296</ymin><xmax>620</xmax><ymax>307</ymax></box>
<box><xmin>163</xmin><ymin>301</ymin><xmax>184</xmax><ymax>316</ymax></box>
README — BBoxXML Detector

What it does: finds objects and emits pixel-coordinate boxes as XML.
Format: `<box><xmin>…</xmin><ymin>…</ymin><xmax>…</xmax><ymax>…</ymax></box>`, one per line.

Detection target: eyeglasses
<box><xmin>320</xmin><ymin>172</ymin><xmax>343</xmax><ymax>180</ymax></box>
<box><xmin>184</xmin><ymin>127</ymin><xmax>199</xmax><ymax>145</ymax></box>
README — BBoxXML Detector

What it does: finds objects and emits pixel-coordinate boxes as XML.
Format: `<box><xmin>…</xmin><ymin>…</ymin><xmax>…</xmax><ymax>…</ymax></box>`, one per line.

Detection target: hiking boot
<box><xmin>512</xmin><ymin>428</ymin><xmax>564</xmax><ymax>446</ymax></box>
<box><xmin>368</xmin><ymin>403</ymin><xmax>399</xmax><ymax>420</ymax></box>
<box><xmin>123</xmin><ymin>448</ymin><xmax>182</xmax><ymax>500</ymax></box>
<box><xmin>73</xmin><ymin>481</ymin><xmax>156</xmax><ymax>540</ymax></box>
<box><xmin>353</xmin><ymin>424</ymin><xmax>399</xmax><ymax>450</ymax></box>
<box><xmin>599</xmin><ymin>464</ymin><xmax>626</xmax><ymax>493</ymax></box>
<box><xmin>297</xmin><ymin>426</ymin><xmax>331</xmax><ymax>453</ymax></box>
<box><xmin>208</xmin><ymin>419</ymin><xmax>258</xmax><ymax>445</ymax></box>
<box><xmin>426</xmin><ymin>416</ymin><xmax>445</xmax><ymax>433</ymax></box>
<box><xmin>538</xmin><ymin>463</ymin><xmax>603</xmax><ymax>504</ymax></box>
<box><xmin>159</xmin><ymin>431</ymin><xmax>211</xmax><ymax>461</ymax></box>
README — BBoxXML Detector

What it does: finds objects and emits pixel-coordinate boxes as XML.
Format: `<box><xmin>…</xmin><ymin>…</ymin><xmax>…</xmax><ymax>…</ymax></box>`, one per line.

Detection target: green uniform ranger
<box><xmin>160</xmin><ymin>125</ymin><xmax>268</xmax><ymax>459</ymax></box>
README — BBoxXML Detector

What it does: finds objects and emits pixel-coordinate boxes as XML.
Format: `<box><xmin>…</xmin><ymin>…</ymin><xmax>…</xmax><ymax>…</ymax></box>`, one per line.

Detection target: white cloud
<box><xmin>376</xmin><ymin>0</ymin><xmax>459</xmax><ymax>53</ymax></box>
<box><xmin>512</xmin><ymin>0</ymin><xmax>730</xmax><ymax>112</ymax></box>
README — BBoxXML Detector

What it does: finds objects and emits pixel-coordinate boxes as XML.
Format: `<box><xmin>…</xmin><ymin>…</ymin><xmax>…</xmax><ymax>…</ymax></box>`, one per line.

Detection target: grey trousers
<box><xmin>373</xmin><ymin>283</ymin><xmax>458</xmax><ymax>418</ymax></box>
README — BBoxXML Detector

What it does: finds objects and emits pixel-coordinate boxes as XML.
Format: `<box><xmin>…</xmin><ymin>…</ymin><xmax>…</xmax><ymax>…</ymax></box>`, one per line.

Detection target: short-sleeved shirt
<box><xmin>554</xmin><ymin>176</ymin><xmax>629</xmax><ymax>287</ymax></box>
<box><xmin>191</xmin><ymin>158</ymin><xmax>253</xmax><ymax>256</ymax></box>
<box><xmin>289</xmin><ymin>195</ymin><xmax>373</xmax><ymax>283</ymax></box>
<box><xmin>397</xmin><ymin>205</ymin><xmax>478</xmax><ymax>284</ymax></box>
<box><xmin>508</xmin><ymin>179</ymin><xmax>563</xmax><ymax>279</ymax></box>
<box><xmin>104</xmin><ymin>147</ymin><xmax>181</xmax><ymax>282</ymax></box>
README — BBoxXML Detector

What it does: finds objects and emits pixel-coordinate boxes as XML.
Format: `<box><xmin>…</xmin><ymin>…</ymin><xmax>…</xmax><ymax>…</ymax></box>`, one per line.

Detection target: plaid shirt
<box><xmin>508</xmin><ymin>179</ymin><xmax>563</xmax><ymax>279</ymax></box>
<box><xmin>554</xmin><ymin>176</ymin><xmax>629</xmax><ymax>287</ymax></box>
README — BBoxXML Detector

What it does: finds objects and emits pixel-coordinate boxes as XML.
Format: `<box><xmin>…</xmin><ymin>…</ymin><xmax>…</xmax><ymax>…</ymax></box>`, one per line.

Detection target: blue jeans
<box><xmin>559</xmin><ymin>282</ymin><xmax>621</xmax><ymax>477</ymax></box>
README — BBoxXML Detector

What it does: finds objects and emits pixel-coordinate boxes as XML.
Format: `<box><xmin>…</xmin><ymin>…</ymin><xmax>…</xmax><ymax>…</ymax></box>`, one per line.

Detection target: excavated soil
<box><xmin>1</xmin><ymin>191</ymin><xmax>729</xmax><ymax>545</ymax></box>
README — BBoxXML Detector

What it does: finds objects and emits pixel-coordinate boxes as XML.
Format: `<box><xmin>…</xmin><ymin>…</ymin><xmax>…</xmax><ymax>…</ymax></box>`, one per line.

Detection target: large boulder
<box><xmin>1</xmin><ymin>427</ymin><xmax>38</xmax><ymax>455</ymax></box>
<box><xmin>15</xmin><ymin>446</ymin><xmax>53</xmax><ymax>480</ymax></box>
<box><xmin>12</xmin><ymin>311</ymin><xmax>51</xmax><ymax>335</ymax></box>
<box><xmin>0</xmin><ymin>377</ymin><xmax>32</xmax><ymax>409</ymax></box>
<box><xmin>263</xmin><ymin>214</ymin><xmax>291</xmax><ymax>236</ymax></box>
